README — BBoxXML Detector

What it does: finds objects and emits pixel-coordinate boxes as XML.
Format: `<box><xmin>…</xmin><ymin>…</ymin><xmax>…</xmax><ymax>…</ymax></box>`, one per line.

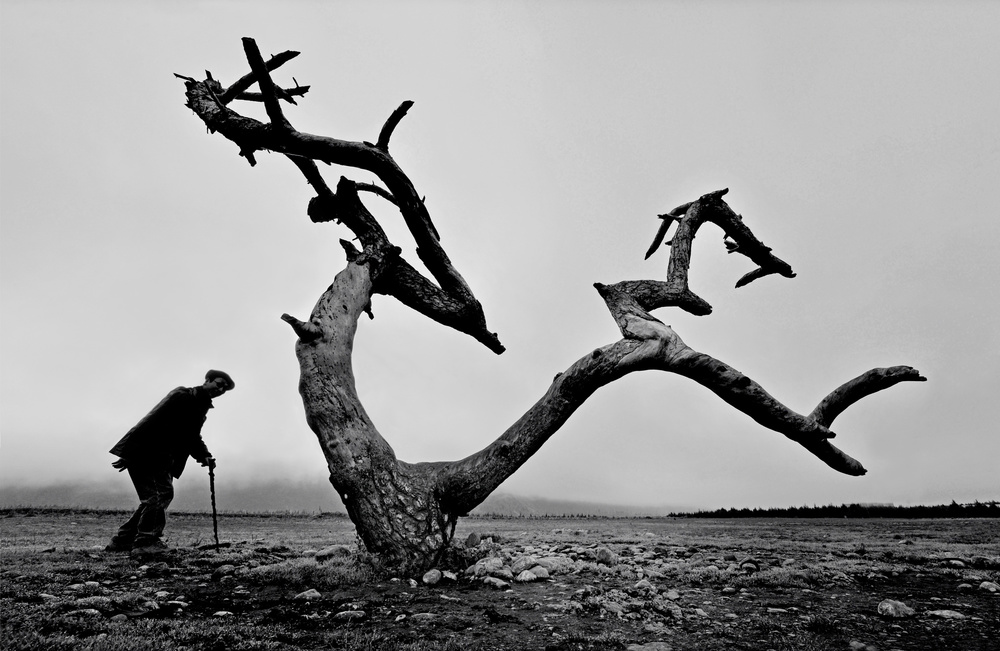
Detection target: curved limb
<box><xmin>436</xmin><ymin>284</ymin><xmax>924</xmax><ymax>514</ymax></box>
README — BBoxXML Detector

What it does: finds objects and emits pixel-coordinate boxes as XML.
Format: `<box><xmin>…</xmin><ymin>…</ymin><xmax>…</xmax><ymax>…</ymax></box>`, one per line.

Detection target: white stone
<box><xmin>877</xmin><ymin>599</ymin><xmax>915</xmax><ymax>618</ymax></box>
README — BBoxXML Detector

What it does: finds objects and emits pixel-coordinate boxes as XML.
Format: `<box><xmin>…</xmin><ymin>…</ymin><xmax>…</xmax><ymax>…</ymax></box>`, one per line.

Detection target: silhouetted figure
<box><xmin>105</xmin><ymin>370</ymin><xmax>234</xmax><ymax>553</ymax></box>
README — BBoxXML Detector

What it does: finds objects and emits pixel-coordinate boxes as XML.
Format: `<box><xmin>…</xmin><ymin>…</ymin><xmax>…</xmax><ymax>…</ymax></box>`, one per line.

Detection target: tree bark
<box><xmin>179</xmin><ymin>39</ymin><xmax>925</xmax><ymax>570</ymax></box>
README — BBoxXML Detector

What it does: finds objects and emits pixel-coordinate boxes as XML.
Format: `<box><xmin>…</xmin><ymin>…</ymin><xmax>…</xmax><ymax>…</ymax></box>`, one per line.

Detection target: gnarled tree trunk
<box><xmin>179</xmin><ymin>39</ymin><xmax>925</xmax><ymax>569</ymax></box>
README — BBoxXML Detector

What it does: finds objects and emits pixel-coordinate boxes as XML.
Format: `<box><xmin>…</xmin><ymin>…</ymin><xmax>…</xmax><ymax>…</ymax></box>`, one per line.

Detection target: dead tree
<box><xmin>178</xmin><ymin>39</ymin><xmax>925</xmax><ymax>569</ymax></box>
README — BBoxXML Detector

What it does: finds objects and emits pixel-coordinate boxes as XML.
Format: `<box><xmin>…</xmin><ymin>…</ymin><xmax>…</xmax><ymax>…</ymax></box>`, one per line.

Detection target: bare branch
<box><xmin>235</xmin><ymin>84</ymin><xmax>310</xmax><ymax>104</ymax></box>
<box><xmin>637</xmin><ymin>189</ymin><xmax>797</xmax><ymax>314</ymax></box>
<box><xmin>377</xmin><ymin>101</ymin><xmax>414</xmax><ymax>151</ymax></box>
<box><xmin>280</xmin><ymin>313</ymin><xmax>322</xmax><ymax>342</ymax></box>
<box><xmin>182</xmin><ymin>43</ymin><xmax>502</xmax><ymax>353</ymax></box>
<box><xmin>241</xmin><ymin>37</ymin><xmax>292</xmax><ymax>131</ymax></box>
<box><xmin>356</xmin><ymin>182</ymin><xmax>398</xmax><ymax>205</ymax></box>
<box><xmin>218</xmin><ymin>49</ymin><xmax>300</xmax><ymax>105</ymax></box>
<box><xmin>810</xmin><ymin>366</ymin><xmax>927</xmax><ymax>427</ymax></box>
<box><xmin>437</xmin><ymin>285</ymin><xmax>920</xmax><ymax>513</ymax></box>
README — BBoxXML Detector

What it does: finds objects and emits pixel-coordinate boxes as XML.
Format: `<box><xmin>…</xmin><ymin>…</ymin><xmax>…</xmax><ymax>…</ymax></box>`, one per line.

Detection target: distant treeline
<box><xmin>672</xmin><ymin>501</ymin><xmax>1000</xmax><ymax>519</ymax></box>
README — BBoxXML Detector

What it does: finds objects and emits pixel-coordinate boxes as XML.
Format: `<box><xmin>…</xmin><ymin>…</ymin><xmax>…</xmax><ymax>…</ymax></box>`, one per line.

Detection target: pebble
<box><xmin>483</xmin><ymin>576</ymin><xmax>510</xmax><ymax>590</ymax></box>
<box><xmin>980</xmin><ymin>581</ymin><xmax>1000</xmax><ymax>593</ymax></box>
<box><xmin>66</xmin><ymin>608</ymin><xmax>103</xmax><ymax>618</ymax></box>
<box><xmin>877</xmin><ymin>599</ymin><xmax>915</xmax><ymax>618</ymax></box>
<box><xmin>212</xmin><ymin>564</ymin><xmax>236</xmax><ymax>581</ymax></box>
<box><xmin>927</xmin><ymin>609</ymin><xmax>965</xmax><ymax>619</ymax></box>
<box><xmin>595</xmin><ymin>547</ymin><xmax>618</xmax><ymax>566</ymax></box>
<box><xmin>315</xmin><ymin>545</ymin><xmax>352</xmax><ymax>563</ymax></box>
<box><xmin>626</xmin><ymin>643</ymin><xmax>673</xmax><ymax>651</ymax></box>
<box><xmin>422</xmin><ymin>569</ymin><xmax>442</xmax><ymax>585</ymax></box>
<box><xmin>333</xmin><ymin>610</ymin><xmax>366</xmax><ymax>621</ymax></box>
<box><xmin>293</xmin><ymin>589</ymin><xmax>322</xmax><ymax>600</ymax></box>
<box><xmin>212</xmin><ymin>611</ymin><xmax>234</xmax><ymax>617</ymax></box>
<box><xmin>73</xmin><ymin>596</ymin><xmax>114</xmax><ymax>612</ymax></box>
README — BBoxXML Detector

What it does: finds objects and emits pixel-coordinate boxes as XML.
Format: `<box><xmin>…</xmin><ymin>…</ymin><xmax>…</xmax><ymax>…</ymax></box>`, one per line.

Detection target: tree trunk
<box><xmin>180</xmin><ymin>39</ymin><xmax>925</xmax><ymax>570</ymax></box>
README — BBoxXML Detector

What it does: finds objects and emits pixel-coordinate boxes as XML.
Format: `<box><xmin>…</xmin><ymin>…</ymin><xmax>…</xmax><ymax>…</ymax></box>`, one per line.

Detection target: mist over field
<box><xmin>0</xmin><ymin>481</ymin><xmax>688</xmax><ymax>517</ymax></box>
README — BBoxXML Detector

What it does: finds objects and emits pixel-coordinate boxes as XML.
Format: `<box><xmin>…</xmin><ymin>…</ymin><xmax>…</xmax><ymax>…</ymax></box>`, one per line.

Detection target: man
<box><xmin>105</xmin><ymin>369</ymin><xmax>235</xmax><ymax>553</ymax></box>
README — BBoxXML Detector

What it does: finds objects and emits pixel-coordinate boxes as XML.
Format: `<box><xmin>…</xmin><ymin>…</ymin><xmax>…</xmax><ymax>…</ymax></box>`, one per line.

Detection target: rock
<box><xmin>947</xmin><ymin>559</ymin><xmax>966</xmax><ymax>568</ymax></box>
<box><xmin>73</xmin><ymin>596</ymin><xmax>114</xmax><ymax>613</ymax></box>
<box><xmin>694</xmin><ymin>608</ymin><xmax>709</xmax><ymax>617</ymax></box>
<box><xmin>38</xmin><ymin>593</ymin><xmax>57</xmax><ymax>601</ymax></box>
<box><xmin>143</xmin><ymin>562</ymin><xmax>171</xmax><ymax>577</ymax></box>
<box><xmin>333</xmin><ymin>610</ymin><xmax>366</xmax><ymax>621</ymax></box>
<box><xmin>408</xmin><ymin>578</ymin><xmax>418</xmax><ymax>588</ymax></box>
<box><xmin>651</xmin><ymin>597</ymin><xmax>683</xmax><ymax>619</ymax></box>
<box><xmin>627</xmin><ymin>642</ymin><xmax>673</xmax><ymax>651</ymax></box>
<box><xmin>422</xmin><ymin>569</ymin><xmax>442</xmax><ymax>585</ymax></box>
<box><xmin>293</xmin><ymin>589</ymin><xmax>322</xmax><ymax>601</ymax></box>
<box><xmin>721</xmin><ymin>586</ymin><xmax>737</xmax><ymax>595</ymax></box>
<box><xmin>302</xmin><ymin>549</ymin><xmax>317</xmax><ymax>557</ymax></box>
<box><xmin>511</xmin><ymin>555</ymin><xmax>539</xmax><ymax>574</ymax></box>
<box><xmin>740</xmin><ymin>559</ymin><xmax>760</xmax><ymax>574</ymax></box>
<box><xmin>529</xmin><ymin>565</ymin><xmax>550</xmax><ymax>580</ymax></box>
<box><xmin>767</xmin><ymin>607</ymin><xmax>788</xmax><ymax>614</ymax></box>
<box><xmin>957</xmin><ymin>583</ymin><xmax>973</xmax><ymax>591</ymax></box>
<box><xmin>483</xmin><ymin>576</ymin><xmax>510</xmax><ymax>590</ymax></box>
<box><xmin>442</xmin><ymin>570</ymin><xmax>458</xmax><ymax>582</ymax></box>
<box><xmin>514</xmin><ymin>570</ymin><xmax>538</xmax><ymax>583</ymax></box>
<box><xmin>877</xmin><ymin>599</ymin><xmax>916</xmax><ymax>618</ymax></box>
<box><xmin>66</xmin><ymin>609</ymin><xmax>103</xmax><ymax>618</ymax></box>
<box><xmin>315</xmin><ymin>545</ymin><xmax>351</xmax><ymax>562</ymax></box>
<box><xmin>213</xmin><ymin>611</ymin><xmax>233</xmax><ymax>617</ymax></box>
<box><xmin>212</xmin><ymin>564</ymin><xmax>236</xmax><ymax>581</ymax></box>
<box><xmin>595</xmin><ymin>547</ymin><xmax>618</xmax><ymax>566</ymax></box>
<box><xmin>409</xmin><ymin>612</ymin><xmax>436</xmax><ymax>622</ymax></box>
<box><xmin>155</xmin><ymin>591</ymin><xmax>170</xmax><ymax>599</ymax></box>
<box><xmin>980</xmin><ymin>581</ymin><xmax>1000</xmax><ymax>593</ymax></box>
<box><xmin>601</xmin><ymin>601</ymin><xmax>625</xmax><ymax>616</ymax></box>
<box><xmin>465</xmin><ymin>531</ymin><xmax>481</xmax><ymax>548</ymax></box>
<box><xmin>928</xmin><ymin>609</ymin><xmax>965</xmax><ymax>619</ymax></box>
<box><xmin>109</xmin><ymin>614</ymin><xmax>128</xmax><ymax>622</ymax></box>
<box><xmin>535</xmin><ymin>556</ymin><xmax>575</xmax><ymax>575</ymax></box>
<box><xmin>633</xmin><ymin>579</ymin><xmax>655</xmax><ymax>592</ymax></box>
<box><xmin>664</xmin><ymin>590</ymin><xmax>680</xmax><ymax>601</ymax></box>
<box><xmin>723</xmin><ymin>553</ymin><xmax>738</xmax><ymax>562</ymax></box>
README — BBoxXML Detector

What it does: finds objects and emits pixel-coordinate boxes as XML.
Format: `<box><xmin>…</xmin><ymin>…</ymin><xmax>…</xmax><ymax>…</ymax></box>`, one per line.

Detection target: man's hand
<box><xmin>111</xmin><ymin>458</ymin><xmax>128</xmax><ymax>472</ymax></box>
<box><xmin>204</xmin><ymin>457</ymin><xmax>217</xmax><ymax>470</ymax></box>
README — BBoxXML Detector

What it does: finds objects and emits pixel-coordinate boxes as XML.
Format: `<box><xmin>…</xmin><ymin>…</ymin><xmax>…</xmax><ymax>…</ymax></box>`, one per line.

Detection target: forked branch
<box><xmin>634</xmin><ymin>188</ymin><xmax>796</xmax><ymax>314</ymax></box>
<box><xmin>180</xmin><ymin>38</ymin><xmax>503</xmax><ymax>354</ymax></box>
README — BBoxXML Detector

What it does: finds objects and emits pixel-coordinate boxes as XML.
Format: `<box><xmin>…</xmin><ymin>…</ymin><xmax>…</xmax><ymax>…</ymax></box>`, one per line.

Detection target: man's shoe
<box><xmin>130</xmin><ymin>540</ymin><xmax>169</xmax><ymax>555</ymax></box>
<box><xmin>104</xmin><ymin>540</ymin><xmax>132</xmax><ymax>552</ymax></box>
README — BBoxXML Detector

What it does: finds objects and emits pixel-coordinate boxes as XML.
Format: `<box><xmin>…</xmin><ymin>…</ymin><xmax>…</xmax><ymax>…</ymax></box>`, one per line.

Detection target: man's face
<box><xmin>203</xmin><ymin>378</ymin><xmax>230</xmax><ymax>398</ymax></box>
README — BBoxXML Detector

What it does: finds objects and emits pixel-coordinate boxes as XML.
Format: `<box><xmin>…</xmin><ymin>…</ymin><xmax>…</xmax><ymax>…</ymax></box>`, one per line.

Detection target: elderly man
<box><xmin>105</xmin><ymin>369</ymin><xmax>235</xmax><ymax>553</ymax></box>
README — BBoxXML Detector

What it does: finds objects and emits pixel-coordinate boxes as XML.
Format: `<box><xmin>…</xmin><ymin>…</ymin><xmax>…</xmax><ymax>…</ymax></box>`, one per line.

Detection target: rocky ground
<box><xmin>1</xmin><ymin>511</ymin><xmax>998</xmax><ymax>650</ymax></box>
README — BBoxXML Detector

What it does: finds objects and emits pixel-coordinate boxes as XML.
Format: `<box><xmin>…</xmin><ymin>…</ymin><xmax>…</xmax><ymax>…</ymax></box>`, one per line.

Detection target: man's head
<box><xmin>203</xmin><ymin>369</ymin><xmax>235</xmax><ymax>397</ymax></box>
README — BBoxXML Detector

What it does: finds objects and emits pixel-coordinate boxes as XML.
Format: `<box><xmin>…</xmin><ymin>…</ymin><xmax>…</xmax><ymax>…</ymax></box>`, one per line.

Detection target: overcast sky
<box><xmin>2</xmin><ymin>1</ymin><xmax>998</xmax><ymax>511</ymax></box>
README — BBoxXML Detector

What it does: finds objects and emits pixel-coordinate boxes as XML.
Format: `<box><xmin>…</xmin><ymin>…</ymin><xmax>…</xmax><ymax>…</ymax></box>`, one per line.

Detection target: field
<box><xmin>1</xmin><ymin>510</ymin><xmax>997</xmax><ymax>650</ymax></box>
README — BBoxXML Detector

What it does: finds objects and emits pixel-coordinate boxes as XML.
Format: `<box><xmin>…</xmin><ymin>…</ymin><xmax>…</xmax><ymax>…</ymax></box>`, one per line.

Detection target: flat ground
<box><xmin>1</xmin><ymin>510</ymin><xmax>997</xmax><ymax>650</ymax></box>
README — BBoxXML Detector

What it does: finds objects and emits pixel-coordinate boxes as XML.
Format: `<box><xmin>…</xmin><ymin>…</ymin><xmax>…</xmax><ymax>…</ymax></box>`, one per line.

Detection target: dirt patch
<box><xmin>1</xmin><ymin>511</ymin><xmax>998</xmax><ymax>650</ymax></box>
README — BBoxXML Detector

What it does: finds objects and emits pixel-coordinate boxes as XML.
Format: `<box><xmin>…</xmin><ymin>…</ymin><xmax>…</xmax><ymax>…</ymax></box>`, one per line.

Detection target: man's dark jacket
<box><xmin>110</xmin><ymin>386</ymin><xmax>214</xmax><ymax>478</ymax></box>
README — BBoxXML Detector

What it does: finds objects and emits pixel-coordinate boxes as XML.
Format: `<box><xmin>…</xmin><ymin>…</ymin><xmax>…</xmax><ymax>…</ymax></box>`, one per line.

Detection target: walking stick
<box><xmin>208</xmin><ymin>462</ymin><xmax>220</xmax><ymax>549</ymax></box>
